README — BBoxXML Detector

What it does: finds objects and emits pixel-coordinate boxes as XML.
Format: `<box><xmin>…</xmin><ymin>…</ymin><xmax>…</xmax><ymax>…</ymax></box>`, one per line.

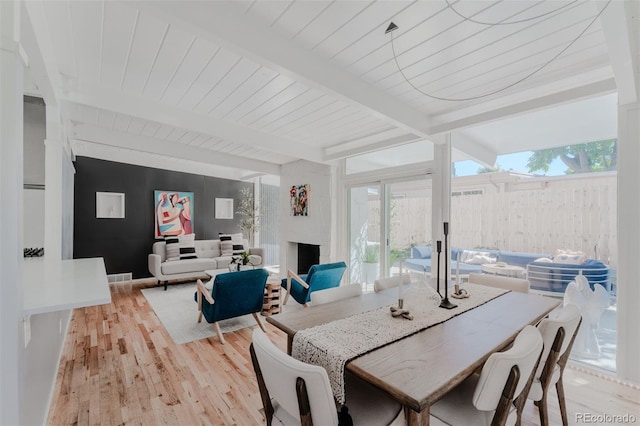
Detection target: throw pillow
<box><xmin>232</xmin><ymin>242</ymin><xmax>245</xmax><ymax>255</ymax></box>
<box><xmin>534</xmin><ymin>257</ymin><xmax>553</xmax><ymax>263</ymax></box>
<box><xmin>178</xmin><ymin>233</ymin><xmax>197</xmax><ymax>260</ymax></box>
<box><xmin>164</xmin><ymin>236</ymin><xmax>180</xmax><ymax>261</ymax></box>
<box><xmin>219</xmin><ymin>232</ymin><xmax>243</xmax><ymax>242</ymax></box>
<box><xmin>220</xmin><ymin>240</ymin><xmax>234</xmax><ymax>256</ymax></box>
<box><xmin>465</xmin><ymin>254</ymin><xmax>496</xmax><ymax>265</ymax></box>
<box><xmin>552</xmin><ymin>254</ymin><xmax>587</xmax><ymax>265</ymax></box>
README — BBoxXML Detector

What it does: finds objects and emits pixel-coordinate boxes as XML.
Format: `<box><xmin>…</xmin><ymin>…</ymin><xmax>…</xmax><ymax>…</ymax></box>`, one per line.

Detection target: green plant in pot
<box><xmin>230</xmin><ymin>252</ymin><xmax>254</xmax><ymax>271</ymax></box>
<box><xmin>362</xmin><ymin>244</ymin><xmax>380</xmax><ymax>263</ymax></box>
<box><xmin>361</xmin><ymin>244</ymin><xmax>380</xmax><ymax>284</ymax></box>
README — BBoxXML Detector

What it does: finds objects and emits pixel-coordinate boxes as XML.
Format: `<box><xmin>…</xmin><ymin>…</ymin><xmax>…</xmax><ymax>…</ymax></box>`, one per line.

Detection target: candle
<box><xmin>398</xmin><ymin>261</ymin><xmax>403</xmax><ymax>299</ymax></box>
<box><xmin>456</xmin><ymin>250</ymin><xmax>460</xmax><ymax>285</ymax></box>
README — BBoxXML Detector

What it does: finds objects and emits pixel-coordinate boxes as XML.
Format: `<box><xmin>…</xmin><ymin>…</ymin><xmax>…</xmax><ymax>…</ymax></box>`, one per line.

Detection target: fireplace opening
<box><xmin>297</xmin><ymin>243</ymin><xmax>320</xmax><ymax>274</ymax></box>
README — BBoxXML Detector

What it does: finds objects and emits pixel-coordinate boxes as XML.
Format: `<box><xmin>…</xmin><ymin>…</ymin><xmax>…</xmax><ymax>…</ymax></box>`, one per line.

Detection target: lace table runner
<box><xmin>291</xmin><ymin>285</ymin><xmax>509</xmax><ymax>404</ymax></box>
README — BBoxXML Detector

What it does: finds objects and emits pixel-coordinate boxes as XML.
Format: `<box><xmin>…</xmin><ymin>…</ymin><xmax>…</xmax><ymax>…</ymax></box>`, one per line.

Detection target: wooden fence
<box><xmin>369</xmin><ymin>172</ymin><xmax>617</xmax><ymax>267</ymax></box>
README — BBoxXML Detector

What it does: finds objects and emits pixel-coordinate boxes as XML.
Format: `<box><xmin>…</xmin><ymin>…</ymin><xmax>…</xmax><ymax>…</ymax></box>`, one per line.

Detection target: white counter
<box><xmin>23</xmin><ymin>257</ymin><xmax>111</xmax><ymax>315</ymax></box>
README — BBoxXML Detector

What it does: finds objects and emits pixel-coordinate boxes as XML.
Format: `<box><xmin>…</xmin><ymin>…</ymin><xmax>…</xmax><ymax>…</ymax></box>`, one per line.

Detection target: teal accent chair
<box><xmin>195</xmin><ymin>268</ymin><xmax>268</xmax><ymax>344</ymax></box>
<box><xmin>281</xmin><ymin>262</ymin><xmax>347</xmax><ymax>306</ymax></box>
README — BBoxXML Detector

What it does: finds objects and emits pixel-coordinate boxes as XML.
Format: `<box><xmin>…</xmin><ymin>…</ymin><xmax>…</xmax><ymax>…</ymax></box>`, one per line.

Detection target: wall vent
<box><xmin>107</xmin><ymin>273</ymin><xmax>133</xmax><ymax>284</ymax></box>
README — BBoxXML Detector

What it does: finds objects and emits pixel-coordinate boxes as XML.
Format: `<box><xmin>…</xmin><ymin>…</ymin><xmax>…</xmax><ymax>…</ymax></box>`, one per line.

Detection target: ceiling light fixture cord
<box><xmin>387</xmin><ymin>0</ymin><xmax>611</xmax><ymax>102</ymax></box>
<box><xmin>445</xmin><ymin>0</ymin><xmax>581</xmax><ymax>25</ymax></box>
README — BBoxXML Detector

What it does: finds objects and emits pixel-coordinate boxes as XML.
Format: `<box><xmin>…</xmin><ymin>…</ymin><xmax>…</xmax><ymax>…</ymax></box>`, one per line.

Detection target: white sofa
<box><xmin>149</xmin><ymin>238</ymin><xmax>264</xmax><ymax>290</ymax></box>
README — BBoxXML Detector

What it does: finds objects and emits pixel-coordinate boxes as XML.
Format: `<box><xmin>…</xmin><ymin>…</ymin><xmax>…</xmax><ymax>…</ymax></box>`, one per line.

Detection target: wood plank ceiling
<box><xmin>23</xmin><ymin>0</ymin><xmax>620</xmax><ymax>178</ymax></box>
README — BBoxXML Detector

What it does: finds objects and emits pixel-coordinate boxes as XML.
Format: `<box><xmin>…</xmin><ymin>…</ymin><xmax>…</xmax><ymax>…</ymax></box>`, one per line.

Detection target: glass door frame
<box><xmin>345</xmin><ymin>172</ymin><xmax>434</xmax><ymax>285</ymax></box>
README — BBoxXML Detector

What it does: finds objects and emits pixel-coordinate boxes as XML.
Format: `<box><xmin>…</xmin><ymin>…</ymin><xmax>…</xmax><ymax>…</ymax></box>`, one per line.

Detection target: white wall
<box><xmin>1</xmin><ymin>2</ymin><xmax>25</xmax><ymax>423</ymax></box>
<box><xmin>279</xmin><ymin>160</ymin><xmax>336</xmax><ymax>272</ymax></box>
<box><xmin>23</xmin><ymin>189</ymin><xmax>45</xmax><ymax>248</ymax></box>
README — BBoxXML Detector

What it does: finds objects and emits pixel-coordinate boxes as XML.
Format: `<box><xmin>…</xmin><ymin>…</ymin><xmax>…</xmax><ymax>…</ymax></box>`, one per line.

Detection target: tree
<box><xmin>527</xmin><ymin>139</ymin><xmax>617</xmax><ymax>174</ymax></box>
<box><xmin>236</xmin><ymin>187</ymin><xmax>259</xmax><ymax>246</ymax></box>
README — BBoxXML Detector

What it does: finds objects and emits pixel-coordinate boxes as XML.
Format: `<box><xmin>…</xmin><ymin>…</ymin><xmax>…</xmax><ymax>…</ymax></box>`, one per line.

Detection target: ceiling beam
<box><xmin>324</xmin><ymin>133</ymin><xmax>422</xmax><ymax>161</ymax></box>
<box><xmin>598</xmin><ymin>0</ymin><xmax>638</xmax><ymax>105</ymax></box>
<box><xmin>61</xmin><ymin>83</ymin><xmax>322</xmax><ymax>162</ymax></box>
<box><xmin>129</xmin><ymin>2</ymin><xmax>434</xmax><ymax>139</ymax></box>
<box><xmin>451</xmin><ymin>132</ymin><xmax>497</xmax><ymax>168</ymax></box>
<box><xmin>22</xmin><ymin>1</ymin><xmax>61</xmax><ymax>106</ymax></box>
<box><xmin>72</xmin><ymin>123</ymin><xmax>281</xmax><ymax>176</ymax></box>
<box><xmin>324</xmin><ymin>128</ymin><xmax>419</xmax><ymax>159</ymax></box>
<box><xmin>430</xmin><ymin>78</ymin><xmax>617</xmax><ymax>134</ymax></box>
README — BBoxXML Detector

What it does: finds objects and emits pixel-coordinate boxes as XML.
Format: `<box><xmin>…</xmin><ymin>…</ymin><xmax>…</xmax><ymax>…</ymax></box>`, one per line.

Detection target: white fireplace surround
<box><xmin>280</xmin><ymin>160</ymin><xmax>336</xmax><ymax>274</ymax></box>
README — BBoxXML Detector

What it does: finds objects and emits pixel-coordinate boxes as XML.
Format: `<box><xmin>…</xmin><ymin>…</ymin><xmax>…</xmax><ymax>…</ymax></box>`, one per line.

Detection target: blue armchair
<box><xmin>195</xmin><ymin>268</ymin><xmax>269</xmax><ymax>344</ymax></box>
<box><xmin>281</xmin><ymin>262</ymin><xmax>347</xmax><ymax>306</ymax></box>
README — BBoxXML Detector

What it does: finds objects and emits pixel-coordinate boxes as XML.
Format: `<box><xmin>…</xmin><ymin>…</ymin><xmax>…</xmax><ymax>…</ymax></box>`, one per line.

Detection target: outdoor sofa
<box><xmin>406</xmin><ymin>245</ymin><xmax>611</xmax><ymax>294</ymax></box>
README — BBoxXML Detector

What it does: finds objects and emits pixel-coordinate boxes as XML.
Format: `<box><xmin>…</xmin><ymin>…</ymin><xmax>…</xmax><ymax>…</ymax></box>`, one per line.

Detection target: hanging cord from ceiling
<box><xmin>445</xmin><ymin>0</ymin><xmax>581</xmax><ymax>25</ymax></box>
<box><xmin>386</xmin><ymin>0</ymin><xmax>611</xmax><ymax>102</ymax></box>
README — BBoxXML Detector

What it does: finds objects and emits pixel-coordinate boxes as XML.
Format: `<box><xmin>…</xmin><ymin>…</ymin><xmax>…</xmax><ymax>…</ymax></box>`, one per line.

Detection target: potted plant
<box><xmin>361</xmin><ymin>244</ymin><xmax>380</xmax><ymax>284</ymax></box>
<box><xmin>236</xmin><ymin>187</ymin><xmax>260</xmax><ymax>247</ymax></box>
<box><xmin>229</xmin><ymin>251</ymin><xmax>255</xmax><ymax>271</ymax></box>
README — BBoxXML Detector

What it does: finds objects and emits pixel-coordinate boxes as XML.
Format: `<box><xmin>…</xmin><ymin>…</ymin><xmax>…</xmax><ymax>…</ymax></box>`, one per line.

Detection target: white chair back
<box><xmin>374</xmin><ymin>275</ymin><xmax>410</xmax><ymax>292</ymax></box>
<box><xmin>468</xmin><ymin>273</ymin><xmax>530</xmax><ymax>294</ymax></box>
<box><xmin>473</xmin><ymin>325</ymin><xmax>543</xmax><ymax>411</ymax></box>
<box><xmin>251</xmin><ymin>329</ymin><xmax>338</xmax><ymax>425</ymax></box>
<box><xmin>311</xmin><ymin>283</ymin><xmax>362</xmax><ymax>305</ymax></box>
<box><xmin>534</xmin><ymin>304</ymin><xmax>581</xmax><ymax>379</ymax></box>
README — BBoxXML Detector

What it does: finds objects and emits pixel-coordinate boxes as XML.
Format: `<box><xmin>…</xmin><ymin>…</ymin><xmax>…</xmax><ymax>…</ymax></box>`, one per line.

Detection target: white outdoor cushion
<box><xmin>552</xmin><ymin>254</ymin><xmax>586</xmax><ymax>264</ymax></box>
<box><xmin>465</xmin><ymin>254</ymin><xmax>497</xmax><ymax>264</ymax></box>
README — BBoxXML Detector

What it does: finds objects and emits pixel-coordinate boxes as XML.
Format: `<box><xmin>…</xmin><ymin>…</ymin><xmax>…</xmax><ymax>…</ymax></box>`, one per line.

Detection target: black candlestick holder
<box><xmin>439</xmin><ymin>222</ymin><xmax>457</xmax><ymax>310</ymax></box>
<box><xmin>435</xmin><ymin>240</ymin><xmax>442</xmax><ymax>297</ymax></box>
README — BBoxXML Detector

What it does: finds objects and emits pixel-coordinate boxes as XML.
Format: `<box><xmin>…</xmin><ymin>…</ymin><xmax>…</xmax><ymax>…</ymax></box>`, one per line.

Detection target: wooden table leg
<box><xmin>287</xmin><ymin>335</ymin><xmax>293</xmax><ymax>355</ymax></box>
<box><xmin>406</xmin><ymin>405</ymin><xmax>429</xmax><ymax>426</ymax></box>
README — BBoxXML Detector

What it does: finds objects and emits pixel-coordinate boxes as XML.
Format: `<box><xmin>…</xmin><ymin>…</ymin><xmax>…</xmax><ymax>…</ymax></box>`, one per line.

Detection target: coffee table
<box><xmin>481</xmin><ymin>263</ymin><xmax>525</xmax><ymax>278</ymax></box>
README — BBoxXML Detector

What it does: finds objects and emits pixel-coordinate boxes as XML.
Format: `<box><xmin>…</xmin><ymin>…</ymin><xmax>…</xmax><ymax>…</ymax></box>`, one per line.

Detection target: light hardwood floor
<box><xmin>47</xmin><ymin>283</ymin><xmax>639</xmax><ymax>425</ymax></box>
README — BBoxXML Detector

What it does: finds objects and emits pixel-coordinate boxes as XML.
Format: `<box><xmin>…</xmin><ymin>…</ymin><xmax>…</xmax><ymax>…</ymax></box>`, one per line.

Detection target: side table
<box><xmin>262</xmin><ymin>282</ymin><xmax>281</xmax><ymax>316</ymax></box>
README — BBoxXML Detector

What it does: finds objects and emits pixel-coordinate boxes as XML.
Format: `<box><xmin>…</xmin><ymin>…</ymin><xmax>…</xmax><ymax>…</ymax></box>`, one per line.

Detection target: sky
<box><xmin>453</xmin><ymin>150</ymin><xmax>567</xmax><ymax>177</ymax></box>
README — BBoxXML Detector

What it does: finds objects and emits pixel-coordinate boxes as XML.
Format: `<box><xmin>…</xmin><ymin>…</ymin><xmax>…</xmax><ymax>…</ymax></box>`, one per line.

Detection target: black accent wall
<box><xmin>74</xmin><ymin>157</ymin><xmax>252</xmax><ymax>278</ymax></box>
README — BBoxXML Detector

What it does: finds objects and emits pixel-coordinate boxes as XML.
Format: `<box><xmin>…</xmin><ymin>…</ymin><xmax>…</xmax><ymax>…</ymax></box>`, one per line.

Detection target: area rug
<box><xmin>141</xmin><ymin>282</ymin><xmax>259</xmax><ymax>345</ymax></box>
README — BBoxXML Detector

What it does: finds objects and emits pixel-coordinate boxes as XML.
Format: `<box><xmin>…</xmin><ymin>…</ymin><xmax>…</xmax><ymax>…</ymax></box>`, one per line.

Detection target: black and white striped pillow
<box><xmin>232</xmin><ymin>242</ymin><xmax>245</xmax><ymax>255</ymax></box>
<box><xmin>164</xmin><ymin>236</ymin><xmax>180</xmax><ymax>261</ymax></box>
<box><xmin>220</xmin><ymin>240</ymin><xmax>233</xmax><ymax>256</ymax></box>
<box><xmin>178</xmin><ymin>233</ymin><xmax>197</xmax><ymax>260</ymax></box>
<box><xmin>219</xmin><ymin>233</ymin><xmax>245</xmax><ymax>255</ymax></box>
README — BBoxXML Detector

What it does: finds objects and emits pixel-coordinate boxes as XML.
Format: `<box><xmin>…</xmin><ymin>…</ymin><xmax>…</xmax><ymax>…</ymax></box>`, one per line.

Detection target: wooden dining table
<box><xmin>266</xmin><ymin>284</ymin><xmax>560</xmax><ymax>425</ymax></box>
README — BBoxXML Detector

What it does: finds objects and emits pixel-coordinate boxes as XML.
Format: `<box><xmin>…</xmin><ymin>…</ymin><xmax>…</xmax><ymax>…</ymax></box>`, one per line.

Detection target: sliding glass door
<box><xmin>386</xmin><ymin>179</ymin><xmax>433</xmax><ymax>277</ymax></box>
<box><xmin>348</xmin><ymin>185</ymin><xmax>381</xmax><ymax>291</ymax></box>
<box><xmin>348</xmin><ymin>178</ymin><xmax>432</xmax><ymax>291</ymax></box>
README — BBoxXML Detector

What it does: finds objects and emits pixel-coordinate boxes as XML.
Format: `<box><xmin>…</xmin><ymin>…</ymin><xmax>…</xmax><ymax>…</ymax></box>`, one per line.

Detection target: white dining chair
<box><xmin>250</xmin><ymin>329</ymin><xmax>403</xmax><ymax>426</ymax></box>
<box><xmin>310</xmin><ymin>283</ymin><xmax>362</xmax><ymax>305</ymax></box>
<box><xmin>373</xmin><ymin>275</ymin><xmax>410</xmax><ymax>292</ymax></box>
<box><xmin>528</xmin><ymin>303</ymin><xmax>582</xmax><ymax>426</ymax></box>
<box><xmin>430</xmin><ymin>325</ymin><xmax>543</xmax><ymax>426</ymax></box>
<box><xmin>467</xmin><ymin>273</ymin><xmax>531</xmax><ymax>294</ymax></box>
